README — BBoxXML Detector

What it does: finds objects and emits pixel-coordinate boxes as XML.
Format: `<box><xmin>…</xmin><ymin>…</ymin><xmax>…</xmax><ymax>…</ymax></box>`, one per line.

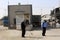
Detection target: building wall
<box><xmin>8</xmin><ymin>4</ymin><xmax>32</xmax><ymax>29</ymax></box>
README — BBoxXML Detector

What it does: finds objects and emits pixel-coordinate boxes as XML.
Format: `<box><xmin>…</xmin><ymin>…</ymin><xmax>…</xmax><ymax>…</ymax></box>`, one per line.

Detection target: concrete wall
<box><xmin>8</xmin><ymin>4</ymin><xmax>32</xmax><ymax>29</ymax></box>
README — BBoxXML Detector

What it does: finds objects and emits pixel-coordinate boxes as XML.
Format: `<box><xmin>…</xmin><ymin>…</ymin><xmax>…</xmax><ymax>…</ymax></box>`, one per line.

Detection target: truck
<box><xmin>3</xmin><ymin>16</ymin><xmax>8</xmax><ymax>26</ymax></box>
<box><xmin>31</xmin><ymin>15</ymin><xmax>41</xmax><ymax>27</ymax></box>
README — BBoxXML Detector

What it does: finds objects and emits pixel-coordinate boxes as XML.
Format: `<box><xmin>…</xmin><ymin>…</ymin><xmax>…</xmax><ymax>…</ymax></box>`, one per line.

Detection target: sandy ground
<box><xmin>0</xmin><ymin>25</ymin><xmax>60</xmax><ymax>40</ymax></box>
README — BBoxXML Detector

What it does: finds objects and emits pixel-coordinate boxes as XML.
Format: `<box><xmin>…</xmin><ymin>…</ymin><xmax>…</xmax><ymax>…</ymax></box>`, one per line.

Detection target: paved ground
<box><xmin>0</xmin><ymin>25</ymin><xmax>60</xmax><ymax>40</ymax></box>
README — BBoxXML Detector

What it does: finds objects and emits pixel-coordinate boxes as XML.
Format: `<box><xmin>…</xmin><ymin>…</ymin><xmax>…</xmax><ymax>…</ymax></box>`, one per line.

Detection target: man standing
<box><xmin>21</xmin><ymin>20</ymin><xmax>29</xmax><ymax>37</ymax></box>
<box><xmin>42</xmin><ymin>20</ymin><xmax>48</xmax><ymax>36</ymax></box>
<box><xmin>21</xmin><ymin>21</ymin><xmax>26</xmax><ymax>37</ymax></box>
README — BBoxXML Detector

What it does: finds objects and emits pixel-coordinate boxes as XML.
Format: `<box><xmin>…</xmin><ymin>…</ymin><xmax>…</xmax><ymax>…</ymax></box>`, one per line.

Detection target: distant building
<box><xmin>51</xmin><ymin>7</ymin><xmax>60</xmax><ymax>23</ymax></box>
<box><xmin>42</xmin><ymin>14</ymin><xmax>51</xmax><ymax>20</ymax></box>
<box><xmin>50</xmin><ymin>7</ymin><xmax>60</xmax><ymax>27</ymax></box>
<box><xmin>8</xmin><ymin>3</ymin><xmax>32</xmax><ymax>29</ymax></box>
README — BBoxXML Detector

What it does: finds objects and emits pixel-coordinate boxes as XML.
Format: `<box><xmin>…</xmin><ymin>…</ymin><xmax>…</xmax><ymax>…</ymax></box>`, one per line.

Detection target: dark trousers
<box><xmin>42</xmin><ymin>27</ymin><xmax>46</xmax><ymax>36</ymax></box>
<box><xmin>22</xmin><ymin>29</ymin><xmax>26</xmax><ymax>37</ymax></box>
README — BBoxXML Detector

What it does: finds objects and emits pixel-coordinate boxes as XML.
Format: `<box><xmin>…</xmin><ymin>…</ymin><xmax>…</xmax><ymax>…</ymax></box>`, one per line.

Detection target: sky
<box><xmin>0</xmin><ymin>0</ymin><xmax>59</xmax><ymax>19</ymax></box>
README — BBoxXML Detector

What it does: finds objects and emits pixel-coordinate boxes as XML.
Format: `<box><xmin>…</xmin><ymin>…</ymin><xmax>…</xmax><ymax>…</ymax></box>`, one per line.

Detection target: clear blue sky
<box><xmin>0</xmin><ymin>0</ymin><xmax>59</xmax><ymax>19</ymax></box>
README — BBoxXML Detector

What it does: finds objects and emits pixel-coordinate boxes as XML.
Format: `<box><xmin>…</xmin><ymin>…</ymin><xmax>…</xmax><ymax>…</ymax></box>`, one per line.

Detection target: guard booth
<box><xmin>8</xmin><ymin>3</ymin><xmax>32</xmax><ymax>29</ymax></box>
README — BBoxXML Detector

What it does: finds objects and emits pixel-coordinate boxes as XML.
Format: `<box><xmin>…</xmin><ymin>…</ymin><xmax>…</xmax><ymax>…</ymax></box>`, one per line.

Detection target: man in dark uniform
<box><xmin>21</xmin><ymin>21</ymin><xmax>26</xmax><ymax>37</ymax></box>
<box><xmin>21</xmin><ymin>20</ymin><xmax>29</xmax><ymax>37</ymax></box>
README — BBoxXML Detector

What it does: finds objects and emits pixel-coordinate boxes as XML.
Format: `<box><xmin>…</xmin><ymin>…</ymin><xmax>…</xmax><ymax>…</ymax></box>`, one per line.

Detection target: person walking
<box><xmin>41</xmin><ymin>20</ymin><xmax>48</xmax><ymax>36</ymax></box>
